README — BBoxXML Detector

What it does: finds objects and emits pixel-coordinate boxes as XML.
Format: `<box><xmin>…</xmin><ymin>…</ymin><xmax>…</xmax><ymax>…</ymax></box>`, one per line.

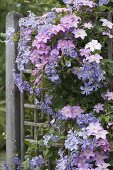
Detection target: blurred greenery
<box><xmin>0</xmin><ymin>149</ymin><xmax>6</xmax><ymax>161</ymax></box>
<box><xmin>0</xmin><ymin>0</ymin><xmax>63</xmax><ymax>150</ymax></box>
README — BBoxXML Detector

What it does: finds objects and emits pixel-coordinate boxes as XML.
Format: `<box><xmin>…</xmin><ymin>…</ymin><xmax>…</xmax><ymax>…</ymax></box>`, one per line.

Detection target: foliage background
<box><xmin>0</xmin><ymin>0</ymin><xmax>63</xmax><ymax>151</ymax></box>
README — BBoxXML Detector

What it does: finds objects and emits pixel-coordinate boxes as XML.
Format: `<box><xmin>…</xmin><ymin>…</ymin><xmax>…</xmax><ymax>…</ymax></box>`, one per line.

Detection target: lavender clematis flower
<box><xmin>12</xmin><ymin>156</ymin><xmax>21</xmax><ymax>166</ymax></box>
<box><xmin>77</xmin><ymin>113</ymin><xmax>99</xmax><ymax>126</ymax></box>
<box><xmin>4</xmin><ymin>164</ymin><xmax>10</xmax><ymax>170</ymax></box>
<box><xmin>93</xmin><ymin>103</ymin><xmax>104</xmax><ymax>113</ymax></box>
<box><xmin>100</xmin><ymin>18</ymin><xmax>113</xmax><ymax>29</ymax></box>
<box><xmin>63</xmin><ymin>0</ymin><xmax>73</xmax><ymax>5</ymax></box>
<box><xmin>99</xmin><ymin>0</ymin><xmax>109</xmax><ymax>6</ymax></box>
<box><xmin>69</xmin><ymin>49</ymin><xmax>78</xmax><ymax>58</ymax></box>
<box><xmin>5</xmin><ymin>27</ymin><xmax>15</xmax><ymax>45</ymax></box>
<box><xmin>59</xmin><ymin>105</ymin><xmax>84</xmax><ymax>120</ymax></box>
<box><xmin>56</xmin><ymin>155</ymin><xmax>71</xmax><ymax>170</ymax></box>
<box><xmin>104</xmin><ymin>91</ymin><xmax>113</xmax><ymax>100</ymax></box>
<box><xmin>29</xmin><ymin>156</ymin><xmax>45</xmax><ymax>169</ymax></box>
<box><xmin>43</xmin><ymin>134</ymin><xmax>59</xmax><ymax>146</ymax></box>
<box><xmin>13</xmin><ymin>73</ymin><xmax>33</xmax><ymax>93</ymax></box>
<box><xmin>65</xmin><ymin>130</ymin><xmax>80</xmax><ymax>151</ymax></box>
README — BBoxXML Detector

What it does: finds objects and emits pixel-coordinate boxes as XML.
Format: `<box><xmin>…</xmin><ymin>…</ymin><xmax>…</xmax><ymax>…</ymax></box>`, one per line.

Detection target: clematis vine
<box><xmin>6</xmin><ymin>0</ymin><xmax>113</xmax><ymax>169</ymax></box>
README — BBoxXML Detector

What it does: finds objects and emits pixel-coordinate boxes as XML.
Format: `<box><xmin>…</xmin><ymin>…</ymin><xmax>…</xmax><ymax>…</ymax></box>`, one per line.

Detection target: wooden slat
<box><xmin>24</xmin><ymin>121</ymin><xmax>49</xmax><ymax>127</ymax></box>
<box><xmin>23</xmin><ymin>69</ymin><xmax>32</xmax><ymax>74</ymax></box>
<box><xmin>24</xmin><ymin>103</ymin><xmax>40</xmax><ymax>109</ymax></box>
<box><xmin>25</xmin><ymin>139</ymin><xmax>63</xmax><ymax>148</ymax></box>
<box><xmin>34</xmin><ymin>95</ymin><xmax>38</xmax><ymax>141</ymax></box>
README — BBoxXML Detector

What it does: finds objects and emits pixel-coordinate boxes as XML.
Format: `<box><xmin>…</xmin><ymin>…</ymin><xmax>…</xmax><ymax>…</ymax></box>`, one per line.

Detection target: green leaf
<box><xmin>102</xmin><ymin>59</ymin><xmax>113</xmax><ymax>64</ymax></box>
<box><xmin>99</xmin><ymin>5</ymin><xmax>108</xmax><ymax>11</ymax></box>
<box><xmin>22</xmin><ymin>160</ymin><xmax>30</xmax><ymax>170</ymax></box>
<box><xmin>34</xmin><ymin>167</ymin><xmax>41</xmax><ymax>170</ymax></box>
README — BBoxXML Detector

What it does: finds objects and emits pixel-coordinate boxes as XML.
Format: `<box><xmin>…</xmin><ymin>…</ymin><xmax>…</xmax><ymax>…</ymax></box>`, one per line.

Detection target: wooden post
<box><xmin>107</xmin><ymin>12</ymin><xmax>113</xmax><ymax>60</ymax></box>
<box><xmin>107</xmin><ymin>12</ymin><xmax>113</xmax><ymax>89</ymax></box>
<box><xmin>6</xmin><ymin>12</ymin><xmax>22</xmax><ymax>167</ymax></box>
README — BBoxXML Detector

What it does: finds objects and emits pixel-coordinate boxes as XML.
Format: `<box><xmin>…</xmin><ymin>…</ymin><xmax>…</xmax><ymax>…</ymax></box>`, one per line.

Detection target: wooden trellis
<box><xmin>6</xmin><ymin>11</ymin><xmax>113</xmax><ymax>169</ymax></box>
<box><xmin>6</xmin><ymin>12</ymin><xmax>53</xmax><ymax>169</ymax></box>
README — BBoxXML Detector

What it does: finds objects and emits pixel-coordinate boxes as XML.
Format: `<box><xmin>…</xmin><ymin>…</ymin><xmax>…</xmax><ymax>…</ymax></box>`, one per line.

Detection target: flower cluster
<box><xmin>57</xmin><ymin>113</ymin><xmax>110</xmax><ymax>170</ymax></box>
<box><xmin>13</xmin><ymin>73</ymin><xmax>33</xmax><ymax>93</ymax></box>
<box><xmin>63</xmin><ymin>0</ymin><xmax>109</xmax><ymax>9</ymax></box>
<box><xmin>40</xmin><ymin>94</ymin><xmax>55</xmax><ymax>115</ymax></box>
<box><xmin>6</xmin><ymin>0</ymin><xmax>113</xmax><ymax>169</ymax></box>
<box><xmin>11</xmin><ymin>9</ymin><xmax>108</xmax><ymax>95</ymax></box>
<box><xmin>77</xmin><ymin>61</ymin><xmax>105</xmax><ymax>95</ymax></box>
<box><xmin>63</xmin><ymin>0</ymin><xmax>96</xmax><ymax>9</ymax></box>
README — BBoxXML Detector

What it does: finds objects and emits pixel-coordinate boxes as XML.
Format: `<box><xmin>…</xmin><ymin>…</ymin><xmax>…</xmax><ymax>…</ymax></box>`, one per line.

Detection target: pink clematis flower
<box><xmin>60</xmin><ymin>105</ymin><xmax>84</xmax><ymax>119</ymax></box>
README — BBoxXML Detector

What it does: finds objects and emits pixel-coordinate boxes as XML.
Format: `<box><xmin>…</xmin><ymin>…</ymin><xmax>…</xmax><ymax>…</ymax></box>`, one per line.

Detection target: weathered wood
<box><xmin>24</xmin><ymin>103</ymin><xmax>40</xmax><ymax>109</ymax></box>
<box><xmin>107</xmin><ymin>12</ymin><xmax>113</xmax><ymax>90</ymax></box>
<box><xmin>34</xmin><ymin>95</ymin><xmax>38</xmax><ymax>141</ymax></box>
<box><xmin>20</xmin><ymin>86</ymin><xmax>24</xmax><ymax>162</ymax></box>
<box><xmin>23</xmin><ymin>69</ymin><xmax>32</xmax><ymax>74</ymax></box>
<box><xmin>6</xmin><ymin>12</ymin><xmax>22</xmax><ymax>167</ymax></box>
<box><xmin>24</xmin><ymin>121</ymin><xmax>49</xmax><ymax>127</ymax></box>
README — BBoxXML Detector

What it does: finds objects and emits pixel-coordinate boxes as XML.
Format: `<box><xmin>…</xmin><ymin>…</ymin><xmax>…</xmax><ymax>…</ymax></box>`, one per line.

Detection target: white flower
<box><xmin>86</xmin><ymin>122</ymin><xmax>108</xmax><ymax>139</ymax></box>
<box><xmin>105</xmin><ymin>92</ymin><xmax>113</xmax><ymax>100</ymax></box>
<box><xmin>95</xmin><ymin>162</ymin><xmax>110</xmax><ymax>170</ymax></box>
<box><xmin>51</xmin><ymin>8</ymin><xmax>69</xmax><ymax>13</ymax></box>
<box><xmin>83</xmin><ymin>22</ymin><xmax>93</xmax><ymax>29</ymax></box>
<box><xmin>73</xmin><ymin>29</ymin><xmax>87</xmax><ymax>39</ymax></box>
<box><xmin>78</xmin><ymin>0</ymin><xmax>96</xmax><ymax>7</ymax></box>
<box><xmin>86</xmin><ymin>122</ymin><xmax>102</xmax><ymax>135</ymax></box>
<box><xmin>95</xmin><ymin>130</ymin><xmax>108</xmax><ymax>139</ymax></box>
<box><xmin>86</xmin><ymin>54</ymin><xmax>103</xmax><ymax>63</ymax></box>
<box><xmin>85</xmin><ymin>40</ymin><xmax>102</xmax><ymax>52</ymax></box>
<box><xmin>100</xmin><ymin>18</ymin><xmax>113</xmax><ymax>29</ymax></box>
<box><xmin>93</xmin><ymin>103</ymin><xmax>104</xmax><ymax>113</ymax></box>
